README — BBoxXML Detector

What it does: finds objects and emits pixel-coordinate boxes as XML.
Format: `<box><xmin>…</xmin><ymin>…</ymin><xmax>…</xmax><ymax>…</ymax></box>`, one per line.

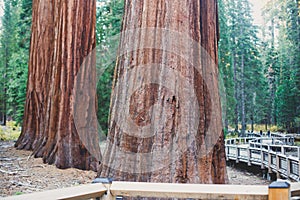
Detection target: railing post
<box><xmin>260</xmin><ymin>145</ymin><xmax>264</xmax><ymax>169</ymax></box>
<box><xmin>247</xmin><ymin>147</ymin><xmax>251</xmax><ymax>166</ymax></box>
<box><xmin>276</xmin><ymin>154</ymin><xmax>280</xmax><ymax>179</ymax></box>
<box><xmin>297</xmin><ymin>147</ymin><xmax>300</xmax><ymax>180</ymax></box>
<box><xmin>92</xmin><ymin>178</ymin><xmax>115</xmax><ymax>200</ymax></box>
<box><xmin>287</xmin><ymin>157</ymin><xmax>291</xmax><ymax>179</ymax></box>
<box><xmin>225</xmin><ymin>146</ymin><xmax>230</xmax><ymax>161</ymax></box>
<box><xmin>236</xmin><ymin>147</ymin><xmax>239</xmax><ymax>163</ymax></box>
<box><xmin>268</xmin><ymin>181</ymin><xmax>290</xmax><ymax>200</ymax></box>
<box><xmin>268</xmin><ymin>145</ymin><xmax>272</xmax><ymax>174</ymax></box>
<box><xmin>281</xmin><ymin>146</ymin><xmax>284</xmax><ymax>155</ymax></box>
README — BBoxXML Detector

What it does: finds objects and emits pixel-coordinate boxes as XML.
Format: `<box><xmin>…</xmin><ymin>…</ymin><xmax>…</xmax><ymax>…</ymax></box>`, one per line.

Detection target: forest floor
<box><xmin>0</xmin><ymin>140</ymin><xmax>270</xmax><ymax>198</ymax></box>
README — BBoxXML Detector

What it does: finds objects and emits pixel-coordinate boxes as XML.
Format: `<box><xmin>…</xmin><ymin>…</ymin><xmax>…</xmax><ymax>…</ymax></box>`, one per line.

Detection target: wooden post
<box><xmin>226</xmin><ymin>146</ymin><xmax>229</xmax><ymax>161</ymax></box>
<box><xmin>268</xmin><ymin>181</ymin><xmax>290</xmax><ymax>200</ymax></box>
<box><xmin>92</xmin><ymin>178</ymin><xmax>115</xmax><ymax>200</ymax></box>
<box><xmin>261</xmin><ymin>145</ymin><xmax>265</xmax><ymax>169</ymax></box>
<box><xmin>236</xmin><ymin>147</ymin><xmax>239</xmax><ymax>163</ymax></box>
<box><xmin>268</xmin><ymin>146</ymin><xmax>272</xmax><ymax>173</ymax></box>
<box><xmin>287</xmin><ymin>157</ymin><xmax>291</xmax><ymax>179</ymax></box>
<box><xmin>276</xmin><ymin>154</ymin><xmax>280</xmax><ymax>179</ymax></box>
<box><xmin>247</xmin><ymin>147</ymin><xmax>251</xmax><ymax>166</ymax></box>
<box><xmin>298</xmin><ymin>159</ymin><xmax>300</xmax><ymax>179</ymax></box>
<box><xmin>281</xmin><ymin>146</ymin><xmax>285</xmax><ymax>155</ymax></box>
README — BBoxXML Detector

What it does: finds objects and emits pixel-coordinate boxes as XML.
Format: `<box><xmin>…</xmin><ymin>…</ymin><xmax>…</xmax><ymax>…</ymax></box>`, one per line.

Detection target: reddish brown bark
<box><xmin>99</xmin><ymin>0</ymin><xmax>227</xmax><ymax>184</ymax></box>
<box><xmin>15</xmin><ymin>0</ymin><xmax>100</xmax><ymax>171</ymax></box>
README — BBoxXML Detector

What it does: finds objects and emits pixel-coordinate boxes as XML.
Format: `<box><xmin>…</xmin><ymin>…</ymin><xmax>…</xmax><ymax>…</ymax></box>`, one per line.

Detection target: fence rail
<box><xmin>225</xmin><ymin>136</ymin><xmax>300</xmax><ymax>181</ymax></box>
<box><xmin>2</xmin><ymin>181</ymin><xmax>300</xmax><ymax>200</ymax></box>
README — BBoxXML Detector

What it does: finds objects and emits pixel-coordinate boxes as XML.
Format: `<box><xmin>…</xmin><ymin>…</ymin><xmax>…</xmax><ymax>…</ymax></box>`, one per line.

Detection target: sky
<box><xmin>0</xmin><ymin>1</ymin><xmax>3</xmax><ymax>28</ymax></box>
<box><xmin>249</xmin><ymin>0</ymin><xmax>269</xmax><ymax>26</ymax></box>
<box><xmin>0</xmin><ymin>0</ymin><xmax>3</xmax><ymax>19</ymax></box>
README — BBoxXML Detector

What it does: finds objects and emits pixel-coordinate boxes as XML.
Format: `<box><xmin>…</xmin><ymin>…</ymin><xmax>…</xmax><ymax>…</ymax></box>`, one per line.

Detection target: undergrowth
<box><xmin>0</xmin><ymin>121</ymin><xmax>21</xmax><ymax>141</ymax></box>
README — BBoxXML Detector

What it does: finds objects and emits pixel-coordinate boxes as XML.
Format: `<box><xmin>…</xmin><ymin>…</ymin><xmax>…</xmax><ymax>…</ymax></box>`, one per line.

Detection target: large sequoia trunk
<box><xmin>99</xmin><ymin>0</ymin><xmax>227</xmax><ymax>183</ymax></box>
<box><xmin>15</xmin><ymin>0</ymin><xmax>100</xmax><ymax>171</ymax></box>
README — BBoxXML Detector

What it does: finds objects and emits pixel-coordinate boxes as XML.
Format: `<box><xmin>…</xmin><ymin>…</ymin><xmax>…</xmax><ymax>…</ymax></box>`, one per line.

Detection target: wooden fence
<box><xmin>225</xmin><ymin>136</ymin><xmax>300</xmax><ymax>181</ymax></box>
<box><xmin>2</xmin><ymin>180</ymin><xmax>300</xmax><ymax>200</ymax></box>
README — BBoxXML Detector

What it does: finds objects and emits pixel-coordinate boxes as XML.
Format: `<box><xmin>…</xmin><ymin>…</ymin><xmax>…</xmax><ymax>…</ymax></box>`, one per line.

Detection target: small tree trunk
<box><xmin>269</xmin><ymin>14</ymin><xmax>276</xmax><ymax>126</ymax></box>
<box><xmin>251</xmin><ymin>111</ymin><xmax>254</xmax><ymax>133</ymax></box>
<box><xmin>233</xmin><ymin>51</ymin><xmax>239</xmax><ymax>133</ymax></box>
<box><xmin>2</xmin><ymin>45</ymin><xmax>8</xmax><ymax>126</ymax></box>
<box><xmin>99</xmin><ymin>0</ymin><xmax>227</xmax><ymax>184</ymax></box>
<box><xmin>241</xmin><ymin>54</ymin><xmax>246</xmax><ymax>136</ymax></box>
<box><xmin>2</xmin><ymin>87</ymin><xmax>6</xmax><ymax>126</ymax></box>
<box><xmin>225</xmin><ymin>118</ymin><xmax>229</xmax><ymax>134</ymax></box>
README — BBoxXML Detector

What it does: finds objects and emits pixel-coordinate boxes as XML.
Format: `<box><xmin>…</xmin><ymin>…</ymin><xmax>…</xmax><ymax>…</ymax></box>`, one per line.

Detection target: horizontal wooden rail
<box><xmin>3</xmin><ymin>181</ymin><xmax>300</xmax><ymax>200</ymax></box>
<box><xmin>3</xmin><ymin>182</ymin><xmax>300</xmax><ymax>200</ymax></box>
<box><xmin>1</xmin><ymin>183</ymin><xmax>107</xmax><ymax>200</ymax></box>
<box><xmin>110</xmin><ymin>182</ymin><xmax>268</xmax><ymax>200</ymax></box>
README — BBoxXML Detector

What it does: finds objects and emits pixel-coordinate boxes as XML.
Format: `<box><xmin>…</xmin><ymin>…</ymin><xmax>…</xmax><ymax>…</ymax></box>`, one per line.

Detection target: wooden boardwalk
<box><xmin>225</xmin><ymin>133</ymin><xmax>300</xmax><ymax>181</ymax></box>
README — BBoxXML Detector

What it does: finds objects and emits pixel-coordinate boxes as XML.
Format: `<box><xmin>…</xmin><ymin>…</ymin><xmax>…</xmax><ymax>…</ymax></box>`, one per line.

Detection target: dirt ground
<box><xmin>0</xmin><ymin>141</ymin><xmax>270</xmax><ymax>198</ymax></box>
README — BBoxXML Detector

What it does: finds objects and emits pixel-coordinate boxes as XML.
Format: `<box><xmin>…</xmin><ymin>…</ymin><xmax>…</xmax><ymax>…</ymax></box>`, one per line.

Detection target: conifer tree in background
<box><xmin>0</xmin><ymin>0</ymin><xmax>19</xmax><ymax>125</ymax></box>
<box><xmin>262</xmin><ymin>0</ymin><xmax>300</xmax><ymax>132</ymax></box>
<box><xmin>7</xmin><ymin>0</ymin><xmax>32</xmax><ymax>125</ymax></box>
<box><xmin>218</xmin><ymin>0</ymin><xmax>235</xmax><ymax>135</ymax></box>
<box><xmin>221</xmin><ymin>0</ymin><xmax>266</xmax><ymax>134</ymax></box>
<box><xmin>0</xmin><ymin>0</ymin><xmax>32</xmax><ymax>126</ymax></box>
<box><xmin>261</xmin><ymin>0</ymin><xmax>278</xmax><ymax>127</ymax></box>
<box><xmin>96</xmin><ymin>0</ymin><xmax>124</xmax><ymax>134</ymax></box>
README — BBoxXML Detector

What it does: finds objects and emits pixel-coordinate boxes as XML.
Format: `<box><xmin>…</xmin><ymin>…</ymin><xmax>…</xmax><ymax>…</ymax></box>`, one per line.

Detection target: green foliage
<box><xmin>0</xmin><ymin>0</ymin><xmax>32</xmax><ymax>125</ymax></box>
<box><xmin>96</xmin><ymin>0</ymin><xmax>124</xmax><ymax>134</ymax></box>
<box><xmin>262</xmin><ymin>0</ymin><xmax>300</xmax><ymax>130</ymax></box>
<box><xmin>7</xmin><ymin>49</ymin><xmax>28</xmax><ymax>124</ymax></box>
<box><xmin>219</xmin><ymin>0</ymin><xmax>267</xmax><ymax>134</ymax></box>
<box><xmin>218</xmin><ymin>0</ymin><xmax>299</xmax><ymax>133</ymax></box>
<box><xmin>218</xmin><ymin>0</ymin><xmax>236</xmax><ymax>131</ymax></box>
<box><xmin>0</xmin><ymin>121</ymin><xmax>21</xmax><ymax>141</ymax></box>
<box><xmin>14</xmin><ymin>191</ymin><xmax>24</xmax><ymax>195</ymax></box>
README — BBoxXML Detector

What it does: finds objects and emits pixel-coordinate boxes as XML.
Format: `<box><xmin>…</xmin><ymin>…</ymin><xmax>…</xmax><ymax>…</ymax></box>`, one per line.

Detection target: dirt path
<box><xmin>0</xmin><ymin>141</ymin><xmax>96</xmax><ymax>197</ymax></box>
<box><xmin>0</xmin><ymin>141</ymin><xmax>269</xmax><ymax>198</ymax></box>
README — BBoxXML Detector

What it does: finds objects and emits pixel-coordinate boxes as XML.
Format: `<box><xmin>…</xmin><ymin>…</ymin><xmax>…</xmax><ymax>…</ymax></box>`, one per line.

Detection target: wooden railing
<box><xmin>225</xmin><ymin>136</ymin><xmax>300</xmax><ymax>181</ymax></box>
<box><xmin>2</xmin><ymin>180</ymin><xmax>300</xmax><ymax>200</ymax></box>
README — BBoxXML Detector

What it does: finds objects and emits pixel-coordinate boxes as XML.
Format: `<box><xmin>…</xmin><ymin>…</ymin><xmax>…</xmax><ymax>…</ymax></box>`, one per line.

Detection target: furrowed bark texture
<box><xmin>15</xmin><ymin>0</ymin><xmax>100</xmax><ymax>171</ymax></box>
<box><xmin>99</xmin><ymin>0</ymin><xmax>227</xmax><ymax>184</ymax></box>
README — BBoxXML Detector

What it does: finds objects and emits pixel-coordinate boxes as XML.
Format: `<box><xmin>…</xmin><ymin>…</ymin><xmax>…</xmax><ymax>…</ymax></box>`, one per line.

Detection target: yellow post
<box><xmin>268</xmin><ymin>181</ymin><xmax>290</xmax><ymax>200</ymax></box>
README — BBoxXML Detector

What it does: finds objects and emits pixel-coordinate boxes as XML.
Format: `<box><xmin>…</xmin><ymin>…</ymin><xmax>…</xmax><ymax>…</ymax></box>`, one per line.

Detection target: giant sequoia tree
<box><xmin>15</xmin><ymin>0</ymin><xmax>100</xmax><ymax>171</ymax></box>
<box><xmin>99</xmin><ymin>0</ymin><xmax>227</xmax><ymax>184</ymax></box>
